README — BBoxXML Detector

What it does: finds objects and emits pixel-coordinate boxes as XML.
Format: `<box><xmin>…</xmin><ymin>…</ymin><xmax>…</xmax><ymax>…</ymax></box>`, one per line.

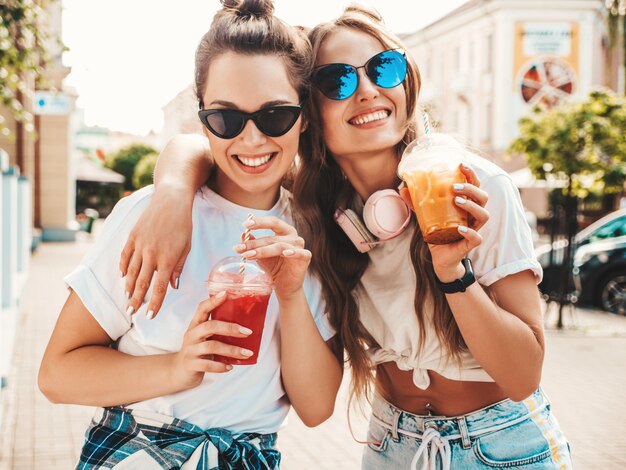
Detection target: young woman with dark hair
<box><xmin>38</xmin><ymin>1</ymin><xmax>341</xmax><ymax>468</ymax></box>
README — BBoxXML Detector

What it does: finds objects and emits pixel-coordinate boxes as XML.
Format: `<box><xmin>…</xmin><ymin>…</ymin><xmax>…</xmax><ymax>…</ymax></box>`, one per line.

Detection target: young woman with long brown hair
<box><xmin>118</xmin><ymin>4</ymin><xmax>572</xmax><ymax>469</ymax></box>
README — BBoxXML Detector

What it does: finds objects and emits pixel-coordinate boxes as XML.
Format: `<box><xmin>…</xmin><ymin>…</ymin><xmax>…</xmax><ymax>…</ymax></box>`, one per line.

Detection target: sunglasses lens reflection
<box><xmin>315</xmin><ymin>64</ymin><xmax>357</xmax><ymax>100</ymax></box>
<box><xmin>257</xmin><ymin>108</ymin><xmax>300</xmax><ymax>137</ymax></box>
<box><xmin>368</xmin><ymin>51</ymin><xmax>407</xmax><ymax>89</ymax></box>
<box><xmin>205</xmin><ymin>110</ymin><xmax>244</xmax><ymax>138</ymax></box>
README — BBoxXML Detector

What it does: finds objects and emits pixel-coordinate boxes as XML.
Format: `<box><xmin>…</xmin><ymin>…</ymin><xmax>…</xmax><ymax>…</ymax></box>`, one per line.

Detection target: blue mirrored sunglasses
<box><xmin>312</xmin><ymin>49</ymin><xmax>408</xmax><ymax>101</ymax></box>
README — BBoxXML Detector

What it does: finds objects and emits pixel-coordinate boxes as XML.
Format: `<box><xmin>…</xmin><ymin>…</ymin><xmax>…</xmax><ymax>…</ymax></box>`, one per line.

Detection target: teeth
<box><xmin>237</xmin><ymin>153</ymin><xmax>272</xmax><ymax>167</ymax></box>
<box><xmin>351</xmin><ymin>110</ymin><xmax>389</xmax><ymax>125</ymax></box>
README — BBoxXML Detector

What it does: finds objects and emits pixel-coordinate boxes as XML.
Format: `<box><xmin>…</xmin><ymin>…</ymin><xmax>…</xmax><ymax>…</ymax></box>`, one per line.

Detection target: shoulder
<box><xmin>112</xmin><ymin>185</ymin><xmax>155</xmax><ymax>215</ymax></box>
<box><xmin>465</xmin><ymin>153</ymin><xmax>519</xmax><ymax>205</ymax></box>
<box><xmin>95</xmin><ymin>186</ymin><xmax>155</xmax><ymax>238</ymax></box>
<box><xmin>465</xmin><ymin>153</ymin><xmax>510</xmax><ymax>185</ymax></box>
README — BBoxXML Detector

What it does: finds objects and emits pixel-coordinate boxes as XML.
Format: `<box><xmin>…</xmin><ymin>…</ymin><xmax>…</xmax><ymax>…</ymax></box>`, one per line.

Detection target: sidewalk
<box><xmin>1</xmin><ymin>232</ymin><xmax>625</xmax><ymax>469</ymax></box>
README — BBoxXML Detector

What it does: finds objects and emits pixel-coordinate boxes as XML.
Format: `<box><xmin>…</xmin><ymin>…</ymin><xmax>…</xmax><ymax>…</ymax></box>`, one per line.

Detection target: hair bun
<box><xmin>221</xmin><ymin>0</ymin><xmax>274</xmax><ymax>19</ymax></box>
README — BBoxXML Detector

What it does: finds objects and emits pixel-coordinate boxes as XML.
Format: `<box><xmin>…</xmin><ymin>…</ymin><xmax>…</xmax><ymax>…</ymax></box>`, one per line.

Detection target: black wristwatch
<box><xmin>435</xmin><ymin>258</ymin><xmax>476</xmax><ymax>294</ymax></box>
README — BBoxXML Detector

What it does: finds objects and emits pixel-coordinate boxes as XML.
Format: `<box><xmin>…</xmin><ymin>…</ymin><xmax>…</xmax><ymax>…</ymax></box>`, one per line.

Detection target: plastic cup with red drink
<box><xmin>207</xmin><ymin>256</ymin><xmax>273</xmax><ymax>365</ymax></box>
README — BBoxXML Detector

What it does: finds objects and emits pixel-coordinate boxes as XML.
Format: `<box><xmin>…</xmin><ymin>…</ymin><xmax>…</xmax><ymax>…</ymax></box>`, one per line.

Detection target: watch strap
<box><xmin>435</xmin><ymin>258</ymin><xmax>476</xmax><ymax>294</ymax></box>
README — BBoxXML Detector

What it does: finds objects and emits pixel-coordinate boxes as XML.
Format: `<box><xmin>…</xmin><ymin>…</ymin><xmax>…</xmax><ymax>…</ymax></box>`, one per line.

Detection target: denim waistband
<box><xmin>370</xmin><ymin>388</ymin><xmax>548</xmax><ymax>442</ymax></box>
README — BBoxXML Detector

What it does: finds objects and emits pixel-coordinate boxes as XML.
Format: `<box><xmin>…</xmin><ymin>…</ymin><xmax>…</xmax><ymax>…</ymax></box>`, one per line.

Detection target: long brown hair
<box><xmin>293</xmin><ymin>4</ymin><xmax>467</xmax><ymax>401</ymax></box>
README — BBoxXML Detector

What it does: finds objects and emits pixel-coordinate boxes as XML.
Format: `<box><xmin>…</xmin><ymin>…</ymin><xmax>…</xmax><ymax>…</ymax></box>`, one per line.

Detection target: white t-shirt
<box><xmin>65</xmin><ymin>185</ymin><xmax>334</xmax><ymax>434</ymax></box>
<box><xmin>355</xmin><ymin>153</ymin><xmax>543</xmax><ymax>390</ymax></box>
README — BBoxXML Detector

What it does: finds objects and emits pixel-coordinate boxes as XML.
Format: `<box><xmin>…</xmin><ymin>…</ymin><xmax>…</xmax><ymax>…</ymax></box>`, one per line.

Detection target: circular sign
<box><xmin>519</xmin><ymin>57</ymin><xmax>575</xmax><ymax>109</ymax></box>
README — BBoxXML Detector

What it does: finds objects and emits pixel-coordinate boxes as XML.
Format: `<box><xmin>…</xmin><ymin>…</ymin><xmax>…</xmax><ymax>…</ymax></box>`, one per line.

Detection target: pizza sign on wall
<box><xmin>520</xmin><ymin>58</ymin><xmax>575</xmax><ymax>108</ymax></box>
<box><xmin>514</xmin><ymin>22</ymin><xmax>578</xmax><ymax>109</ymax></box>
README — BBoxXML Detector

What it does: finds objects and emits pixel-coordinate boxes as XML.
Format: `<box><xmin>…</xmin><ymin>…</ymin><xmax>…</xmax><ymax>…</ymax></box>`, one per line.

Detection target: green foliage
<box><xmin>508</xmin><ymin>88</ymin><xmax>626</xmax><ymax>199</ymax></box>
<box><xmin>132</xmin><ymin>152</ymin><xmax>158</xmax><ymax>189</ymax></box>
<box><xmin>0</xmin><ymin>0</ymin><xmax>64</xmax><ymax>137</ymax></box>
<box><xmin>105</xmin><ymin>144</ymin><xmax>158</xmax><ymax>190</ymax></box>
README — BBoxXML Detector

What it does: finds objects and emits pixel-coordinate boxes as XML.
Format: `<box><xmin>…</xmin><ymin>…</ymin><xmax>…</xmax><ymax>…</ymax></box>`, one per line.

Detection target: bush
<box><xmin>106</xmin><ymin>144</ymin><xmax>158</xmax><ymax>190</ymax></box>
<box><xmin>133</xmin><ymin>152</ymin><xmax>158</xmax><ymax>189</ymax></box>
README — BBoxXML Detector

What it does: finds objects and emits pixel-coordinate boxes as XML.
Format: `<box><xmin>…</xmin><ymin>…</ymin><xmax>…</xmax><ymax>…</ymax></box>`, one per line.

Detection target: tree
<box><xmin>509</xmin><ymin>88</ymin><xmax>626</xmax><ymax>327</ymax></box>
<box><xmin>0</xmin><ymin>0</ymin><xmax>63</xmax><ymax>137</ymax></box>
<box><xmin>510</xmin><ymin>89</ymin><xmax>626</xmax><ymax>198</ymax></box>
<box><xmin>606</xmin><ymin>0</ymin><xmax>626</xmax><ymax>94</ymax></box>
<box><xmin>105</xmin><ymin>143</ymin><xmax>158</xmax><ymax>191</ymax></box>
<box><xmin>132</xmin><ymin>151</ymin><xmax>158</xmax><ymax>189</ymax></box>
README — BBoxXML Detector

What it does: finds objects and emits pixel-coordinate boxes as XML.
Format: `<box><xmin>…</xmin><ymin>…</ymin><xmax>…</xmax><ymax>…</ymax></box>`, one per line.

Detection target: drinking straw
<box><xmin>423</xmin><ymin>112</ymin><xmax>431</xmax><ymax>135</ymax></box>
<box><xmin>239</xmin><ymin>213</ymin><xmax>253</xmax><ymax>275</ymax></box>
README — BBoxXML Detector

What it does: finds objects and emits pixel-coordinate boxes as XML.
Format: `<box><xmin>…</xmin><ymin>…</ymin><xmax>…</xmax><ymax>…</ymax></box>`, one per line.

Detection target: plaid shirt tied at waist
<box><xmin>76</xmin><ymin>406</ymin><xmax>280</xmax><ymax>470</ymax></box>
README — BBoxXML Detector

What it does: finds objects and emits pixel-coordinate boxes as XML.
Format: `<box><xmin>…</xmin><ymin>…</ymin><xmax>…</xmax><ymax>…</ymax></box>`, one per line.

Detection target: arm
<box><xmin>276</xmin><ymin>289</ymin><xmax>343</xmax><ymax>426</ymax></box>
<box><xmin>445</xmin><ymin>271</ymin><xmax>544</xmax><ymax>401</ymax></box>
<box><xmin>120</xmin><ymin>134</ymin><xmax>213</xmax><ymax>317</ymax></box>
<box><xmin>38</xmin><ymin>291</ymin><xmax>252</xmax><ymax>406</ymax></box>
<box><xmin>424</xmin><ymin>165</ymin><xmax>543</xmax><ymax>401</ymax></box>
<box><xmin>235</xmin><ymin>216</ymin><xmax>343</xmax><ymax>427</ymax></box>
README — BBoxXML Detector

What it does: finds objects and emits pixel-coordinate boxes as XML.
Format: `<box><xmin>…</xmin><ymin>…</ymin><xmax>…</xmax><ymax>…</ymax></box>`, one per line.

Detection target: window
<box><xmin>590</xmin><ymin>217</ymin><xmax>626</xmax><ymax>242</ymax></box>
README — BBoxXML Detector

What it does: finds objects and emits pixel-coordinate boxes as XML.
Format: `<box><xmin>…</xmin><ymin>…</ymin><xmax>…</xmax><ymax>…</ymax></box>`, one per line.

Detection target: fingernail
<box><xmin>242</xmin><ymin>250</ymin><xmax>256</xmax><ymax>258</ymax></box>
<box><xmin>216</xmin><ymin>291</ymin><xmax>226</xmax><ymax>299</ymax></box>
<box><xmin>458</xmin><ymin>225</ymin><xmax>469</xmax><ymax>233</ymax></box>
<box><xmin>283</xmin><ymin>249</ymin><xmax>295</xmax><ymax>256</ymax></box>
<box><xmin>243</xmin><ymin>220</ymin><xmax>255</xmax><ymax>228</ymax></box>
<box><xmin>240</xmin><ymin>348</ymin><xmax>254</xmax><ymax>357</ymax></box>
<box><xmin>120</xmin><ymin>271</ymin><xmax>125</xmax><ymax>278</ymax></box>
<box><xmin>461</xmin><ymin>162</ymin><xmax>471</xmax><ymax>169</ymax></box>
<box><xmin>125</xmin><ymin>291</ymin><xmax>131</xmax><ymax>300</ymax></box>
<box><xmin>233</xmin><ymin>243</ymin><xmax>246</xmax><ymax>252</ymax></box>
<box><xmin>239</xmin><ymin>326</ymin><xmax>253</xmax><ymax>335</ymax></box>
<box><xmin>225</xmin><ymin>365</ymin><xmax>233</xmax><ymax>371</ymax></box>
<box><xmin>174</xmin><ymin>277</ymin><xmax>180</xmax><ymax>289</ymax></box>
<box><xmin>146</xmin><ymin>310</ymin><xmax>155</xmax><ymax>320</ymax></box>
<box><xmin>453</xmin><ymin>183</ymin><xmax>465</xmax><ymax>191</ymax></box>
<box><xmin>126</xmin><ymin>305</ymin><xmax>135</xmax><ymax>316</ymax></box>
<box><xmin>455</xmin><ymin>196</ymin><xmax>467</xmax><ymax>205</ymax></box>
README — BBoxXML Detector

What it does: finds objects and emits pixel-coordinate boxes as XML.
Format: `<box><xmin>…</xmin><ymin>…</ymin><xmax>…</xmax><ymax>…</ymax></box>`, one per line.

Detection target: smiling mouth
<box><xmin>349</xmin><ymin>110</ymin><xmax>391</xmax><ymax>126</ymax></box>
<box><xmin>233</xmin><ymin>153</ymin><xmax>276</xmax><ymax>169</ymax></box>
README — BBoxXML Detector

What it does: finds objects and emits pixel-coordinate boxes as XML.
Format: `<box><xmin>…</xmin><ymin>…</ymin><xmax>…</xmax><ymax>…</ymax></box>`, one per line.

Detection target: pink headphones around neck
<box><xmin>334</xmin><ymin>189</ymin><xmax>411</xmax><ymax>253</ymax></box>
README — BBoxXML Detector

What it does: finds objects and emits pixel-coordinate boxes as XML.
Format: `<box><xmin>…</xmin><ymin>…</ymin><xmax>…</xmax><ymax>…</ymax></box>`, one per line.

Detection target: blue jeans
<box><xmin>362</xmin><ymin>388</ymin><xmax>572</xmax><ymax>469</ymax></box>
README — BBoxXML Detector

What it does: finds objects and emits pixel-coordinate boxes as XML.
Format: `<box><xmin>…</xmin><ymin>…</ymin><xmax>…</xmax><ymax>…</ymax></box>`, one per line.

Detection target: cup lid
<box><xmin>207</xmin><ymin>256</ymin><xmax>273</xmax><ymax>293</ymax></box>
<box><xmin>403</xmin><ymin>133</ymin><xmax>463</xmax><ymax>156</ymax></box>
<box><xmin>398</xmin><ymin>133</ymin><xmax>466</xmax><ymax>176</ymax></box>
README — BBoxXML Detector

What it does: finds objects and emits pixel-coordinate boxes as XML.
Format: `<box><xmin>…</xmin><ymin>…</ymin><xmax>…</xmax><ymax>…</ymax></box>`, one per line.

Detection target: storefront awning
<box><xmin>75</xmin><ymin>156</ymin><xmax>125</xmax><ymax>184</ymax></box>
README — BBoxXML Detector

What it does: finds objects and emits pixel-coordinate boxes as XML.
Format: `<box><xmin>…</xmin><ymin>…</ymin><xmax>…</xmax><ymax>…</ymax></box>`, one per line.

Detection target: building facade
<box><xmin>404</xmin><ymin>0</ymin><xmax>613</xmax><ymax>177</ymax></box>
<box><xmin>0</xmin><ymin>1</ymin><xmax>76</xmax><ymax>240</ymax></box>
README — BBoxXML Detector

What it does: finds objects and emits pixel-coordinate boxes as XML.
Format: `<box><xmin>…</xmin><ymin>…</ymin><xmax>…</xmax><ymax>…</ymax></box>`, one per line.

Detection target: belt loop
<box><xmin>390</xmin><ymin>408</ymin><xmax>401</xmax><ymax>442</ymax></box>
<box><xmin>457</xmin><ymin>416</ymin><xmax>471</xmax><ymax>449</ymax></box>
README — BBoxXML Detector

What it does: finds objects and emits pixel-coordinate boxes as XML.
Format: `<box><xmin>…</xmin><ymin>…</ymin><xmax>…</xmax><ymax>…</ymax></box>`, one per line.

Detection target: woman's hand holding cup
<box><xmin>171</xmin><ymin>293</ymin><xmax>254</xmax><ymax>391</ymax></box>
<box><xmin>400</xmin><ymin>162</ymin><xmax>489</xmax><ymax>283</ymax></box>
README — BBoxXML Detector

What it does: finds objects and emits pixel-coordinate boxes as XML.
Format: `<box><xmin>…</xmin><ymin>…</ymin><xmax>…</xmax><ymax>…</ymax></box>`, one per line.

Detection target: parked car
<box><xmin>573</xmin><ymin>238</ymin><xmax>626</xmax><ymax>315</ymax></box>
<box><xmin>535</xmin><ymin>208</ymin><xmax>626</xmax><ymax>313</ymax></box>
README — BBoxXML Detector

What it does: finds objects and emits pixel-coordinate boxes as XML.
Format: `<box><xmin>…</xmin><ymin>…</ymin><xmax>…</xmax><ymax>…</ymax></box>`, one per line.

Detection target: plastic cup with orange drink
<box><xmin>398</xmin><ymin>133</ymin><xmax>468</xmax><ymax>244</ymax></box>
<box><xmin>207</xmin><ymin>256</ymin><xmax>273</xmax><ymax>365</ymax></box>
